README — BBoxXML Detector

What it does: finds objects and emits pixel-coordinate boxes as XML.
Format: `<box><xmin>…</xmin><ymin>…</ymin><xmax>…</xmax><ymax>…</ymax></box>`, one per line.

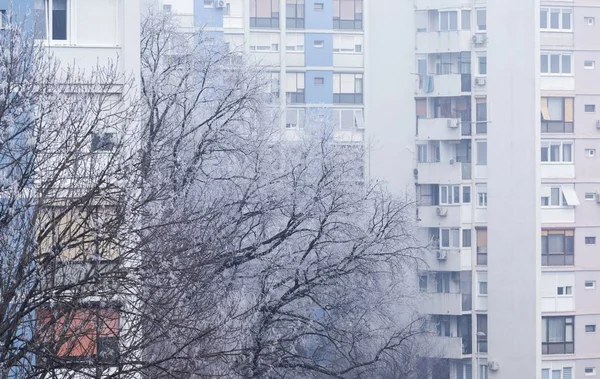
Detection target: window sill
<box><xmin>541</xmin><ymin>74</ymin><xmax>574</xmax><ymax>77</ymax></box>
<box><xmin>540</xmin><ymin>29</ymin><xmax>573</xmax><ymax>33</ymax></box>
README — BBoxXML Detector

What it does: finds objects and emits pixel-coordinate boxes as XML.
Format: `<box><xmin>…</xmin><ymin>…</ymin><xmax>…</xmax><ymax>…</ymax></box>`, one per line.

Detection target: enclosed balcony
<box><xmin>415</xmin><ymin>74</ymin><xmax>471</xmax><ymax>97</ymax></box>
<box><xmin>416</xmin><ymin>161</ymin><xmax>471</xmax><ymax>183</ymax></box>
<box><xmin>422</xmin><ymin>336</ymin><xmax>465</xmax><ymax>360</ymax></box>
<box><xmin>417</xmin><ymin>117</ymin><xmax>462</xmax><ymax>141</ymax></box>
<box><xmin>418</xmin><ymin>205</ymin><xmax>461</xmax><ymax>228</ymax></box>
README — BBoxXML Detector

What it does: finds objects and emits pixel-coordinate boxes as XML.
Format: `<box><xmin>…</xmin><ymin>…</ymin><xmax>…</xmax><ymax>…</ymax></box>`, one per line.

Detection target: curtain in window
<box><xmin>542</xmin><ymin>318</ymin><xmax>548</xmax><ymax>342</ymax></box>
<box><xmin>564</xmin><ymin>98</ymin><xmax>574</xmax><ymax>122</ymax></box>
<box><xmin>548</xmin><ymin>318</ymin><xmax>565</xmax><ymax>342</ymax></box>
<box><xmin>548</xmin><ymin>234</ymin><xmax>565</xmax><ymax>253</ymax></box>
<box><xmin>548</xmin><ymin>98</ymin><xmax>564</xmax><ymax>120</ymax></box>
<box><xmin>541</xmin><ymin>97</ymin><xmax>550</xmax><ymax>120</ymax></box>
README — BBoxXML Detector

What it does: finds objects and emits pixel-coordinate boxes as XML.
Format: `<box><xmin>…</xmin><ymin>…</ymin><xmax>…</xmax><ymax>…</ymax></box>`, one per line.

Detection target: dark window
<box><xmin>586</xmin><ymin>325</ymin><xmax>596</xmax><ymax>333</ymax></box>
<box><xmin>314</xmin><ymin>2</ymin><xmax>324</xmax><ymax>11</ymax></box>
<box><xmin>585</xmin><ymin>236</ymin><xmax>596</xmax><ymax>245</ymax></box>
<box><xmin>333</xmin><ymin>0</ymin><xmax>363</xmax><ymax>30</ymax></box>
<box><xmin>34</xmin><ymin>1</ymin><xmax>47</xmax><ymax>39</ymax></box>
<box><xmin>476</xmin><ymin>99</ymin><xmax>487</xmax><ymax>134</ymax></box>
<box><xmin>250</xmin><ymin>0</ymin><xmax>280</xmax><ymax>28</ymax></box>
<box><xmin>52</xmin><ymin>0</ymin><xmax>67</xmax><ymax>40</ymax></box>
<box><xmin>542</xmin><ymin>316</ymin><xmax>574</xmax><ymax>355</ymax></box>
<box><xmin>463</xmin><ymin>186</ymin><xmax>471</xmax><ymax>203</ymax></box>
<box><xmin>585</xmin><ymin>104</ymin><xmax>596</xmax><ymax>113</ymax></box>
<box><xmin>476</xmin><ymin>229</ymin><xmax>487</xmax><ymax>266</ymax></box>
<box><xmin>419</xmin><ymin>274</ymin><xmax>427</xmax><ymax>292</ymax></box>
<box><xmin>541</xmin><ymin>97</ymin><xmax>574</xmax><ymax>133</ymax></box>
<box><xmin>91</xmin><ymin>133</ymin><xmax>115</xmax><ymax>151</ymax></box>
<box><xmin>97</xmin><ymin>336</ymin><xmax>119</xmax><ymax>364</ymax></box>
<box><xmin>542</xmin><ymin>230</ymin><xmax>574</xmax><ymax>266</ymax></box>
<box><xmin>462</xmin><ymin>229</ymin><xmax>471</xmax><ymax>248</ymax></box>
<box><xmin>477</xmin><ymin>314</ymin><xmax>488</xmax><ymax>353</ymax></box>
<box><xmin>286</xmin><ymin>0</ymin><xmax>304</xmax><ymax>29</ymax></box>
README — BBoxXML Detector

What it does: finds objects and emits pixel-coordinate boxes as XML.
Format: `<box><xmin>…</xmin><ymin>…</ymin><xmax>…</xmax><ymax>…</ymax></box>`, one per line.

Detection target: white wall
<box><xmin>487</xmin><ymin>0</ymin><xmax>541</xmax><ymax>378</ymax></box>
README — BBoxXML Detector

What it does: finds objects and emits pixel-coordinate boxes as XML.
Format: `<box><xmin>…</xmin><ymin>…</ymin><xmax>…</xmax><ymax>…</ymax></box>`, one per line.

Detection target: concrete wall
<box><xmin>487</xmin><ymin>0</ymin><xmax>541</xmax><ymax>378</ymax></box>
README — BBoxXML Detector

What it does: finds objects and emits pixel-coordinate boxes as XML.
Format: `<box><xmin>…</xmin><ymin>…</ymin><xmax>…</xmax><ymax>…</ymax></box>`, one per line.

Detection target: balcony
<box><xmin>415</xmin><ymin>74</ymin><xmax>471</xmax><ymax>97</ymax></box>
<box><xmin>418</xmin><ymin>205</ymin><xmax>461</xmax><ymax>227</ymax></box>
<box><xmin>425</xmin><ymin>249</ymin><xmax>462</xmax><ymax>271</ymax></box>
<box><xmin>419</xmin><ymin>292</ymin><xmax>463</xmax><ymax>315</ymax></box>
<box><xmin>417</xmin><ymin>118</ymin><xmax>462</xmax><ymax>141</ymax></box>
<box><xmin>415</xmin><ymin>161</ymin><xmax>465</xmax><ymax>184</ymax></box>
<box><xmin>422</xmin><ymin>336</ymin><xmax>464</xmax><ymax>360</ymax></box>
<box><xmin>416</xmin><ymin>31</ymin><xmax>472</xmax><ymax>53</ymax></box>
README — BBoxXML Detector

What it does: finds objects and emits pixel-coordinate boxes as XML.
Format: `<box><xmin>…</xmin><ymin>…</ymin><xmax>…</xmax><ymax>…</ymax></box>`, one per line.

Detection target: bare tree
<box><xmin>0</xmin><ymin>7</ymin><xmax>428</xmax><ymax>379</ymax></box>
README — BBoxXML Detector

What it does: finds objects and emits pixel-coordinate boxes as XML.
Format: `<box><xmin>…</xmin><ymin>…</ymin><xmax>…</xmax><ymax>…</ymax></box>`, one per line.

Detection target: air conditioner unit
<box><xmin>216</xmin><ymin>0</ymin><xmax>226</xmax><ymax>7</ymax></box>
<box><xmin>472</xmin><ymin>34</ymin><xmax>487</xmax><ymax>45</ymax></box>
<box><xmin>447</xmin><ymin>119</ymin><xmax>459</xmax><ymax>128</ymax></box>
<box><xmin>475</xmin><ymin>77</ymin><xmax>487</xmax><ymax>86</ymax></box>
<box><xmin>436</xmin><ymin>207</ymin><xmax>448</xmax><ymax>217</ymax></box>
<box><xmin>436</xmin><ymin>250</ymin><xmax>448</xmax><ymax>260</ymax></box>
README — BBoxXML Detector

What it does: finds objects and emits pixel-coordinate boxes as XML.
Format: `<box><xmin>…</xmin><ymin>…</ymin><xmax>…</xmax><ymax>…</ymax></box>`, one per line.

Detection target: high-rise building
<box><xmin>410</xmin><ymin>0</ymin><xmax>600</xmax><ymax>378</ymax></box>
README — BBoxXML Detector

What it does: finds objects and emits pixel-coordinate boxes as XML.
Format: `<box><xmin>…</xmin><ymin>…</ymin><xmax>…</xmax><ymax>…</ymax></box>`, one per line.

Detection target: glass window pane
<box><xmin>541</xmin><ymin>55</ymin><xmax>549</xmax><ymax>73</ymax></box>
<box><xmin>449</xmin><ymin>11</ymin><xmax>458</xmax><ymax>30</ymax></box>
<box><xmin>562</xmin><ymin>55</ymin><xmax>571</xmax><ymax>73</ymax></box>
<box><xmin>549</xmin><ymin>234</ymin><xmax>564</xmax><ymax>253</ymax></box>
<box><xmin>548</xmin><ymin>318</ymin><xmax>565</xmax><ymax>342</ymax></box>
<box><xmin>550</xmin><ymin>144</ymin><xmax>560</xmax><ymax>161</ymax></box>
<box><xmin>551</xmin><ymin>188</ymin><xmax>560</xmax><ymax>205</ymax></box>
<box><xmin>441</xmin><ymin>229</ymin><xmax>450</xmax><ymax>247</ymax></box>
<box><xmin>52</xmin><ymin>0</ymin><xmax>68</xmax><ymax>40</ymax></box>
<box><xmin>461</xmin><ymin>10</ymin><xmax>471</xmax><ymax>30</ymax></box>
<box><xmin>477</xmin><ymin>9</ymin><xmax>486</xmax><ymax>30</ymax></box>
<box><xmin>547</xmin><ymin>98</ymin><xmax>564</xmax><ymax>120</ymax></box>
<box><xmin>550</xmin><ymin>10</ymin><xmax>560</xmax><ymax>29</ymax></box>
<box><xmin>563</xmin><ymin>143</ymin><xmax>572</xmax><ymax>161</ymax></box>
<box><xmin>562</xmin><ymin>9</ymin><xmax>571</xmax><ymax>29</ymax></box>
<box><xmin>452</xmin><ymin>229</ymin><xmax>460</xmax><ymax>247</ymax></box>
<box><xmin>550</xmin><ymin>54</ymin><xmax>560</xmax><ymax>73</ymax></box>
<box><xmin>540</xmin><ymin>9</ymin><xmax>548</xmax><ymax>29</ymax></box>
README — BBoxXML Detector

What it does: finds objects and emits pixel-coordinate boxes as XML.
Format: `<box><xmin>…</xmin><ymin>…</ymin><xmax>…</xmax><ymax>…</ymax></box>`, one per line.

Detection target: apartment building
<box><xmin>164</xmin><ymin>0</ymin><xmax>365</xmax><ymax>142</ymax></box>
<box><xmin>412</xmin><ymin>0</ymin><xmax>600</xmax><ymax>378</ymax></box>
<box><xmin>0</xmin><ymin>0</ymin><xmax>141</xmax><ymax>374</ymax></box>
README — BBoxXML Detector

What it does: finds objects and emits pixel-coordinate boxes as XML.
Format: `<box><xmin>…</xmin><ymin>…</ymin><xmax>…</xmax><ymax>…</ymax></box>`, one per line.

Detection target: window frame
<box><xmin>333</xmin><ymin>73</ymin><xmax>363</xmax><ymax>104</ymax></box>
<box><xmin>476</xmin><ymin>9</ymin><xmax>486</xmax><ymax>31</ymax></box>
<box><xmin>440</xmin><ymin>228</ymin><xmax>460</xmax><ymax>249</ymax></box>
<box><xmin>286</xmin><ymin>0</ymin><xmax>305</xmax><ymax>29</ymax></box>
<box><xmin>541</xmin><ymin>52</ymin><xmax>573</xmax><ymax>75</ymax></box>
<box><xmin>540</xmin><ymin>7</ymin><xmax>573</xmax><ymax>31</ymax></box>
<box><xmin>250</xmin><ymin>0</ymin><xmax>280</xmax><ymax>29</ymax></box>
<box><xmin>541</xmin><ymin>316</ymin><xmax>574</xmax><ymax>355</ymax></box>
<box><xmin>541</xmin><ymin>97</ymin><xmax>574</xmax><ymax>133</ymax></box>
<box><xmin>35</xmin><ymin>0</ymin><xmax>71</xmax><ymax>43</ymax></box>
<box><xmin>541</xmin><ymin>229</ymin><xmax>575</xmax><ymax>266</ymax></box>
<box><xmin>439</xmin><ymin>185</ymin><xmax>461</xmax><ymax>205</ymax></box>
<box><xmin>333</xmin><ymin>0</ymin><xmax>363</xmax><ymax>30</ymax></box>
<box><xmin>285</xmin><ymin>72</ymin><xmax>305</xmax><ymax>104</ymax></box>
<box><xmin>438</xmin><ymin>10</ymin><xmax>458</xmax><ymax>32</ymax></box>
<box><xmin>541</xmin><ymin>141</ymin><xmax>573</xmax><ymax>164</ymax></box>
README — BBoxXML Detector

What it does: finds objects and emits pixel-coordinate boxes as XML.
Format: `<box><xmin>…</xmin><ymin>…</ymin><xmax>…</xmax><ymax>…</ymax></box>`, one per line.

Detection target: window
<box><xmin>204</xmin><ymin>0</ymin><xmax>214</xmax><ymax>7</ymax></box>
<box><xmin>478</xmin><ymin>56</ymin><xmax>487</xmax><ymax>75</ymax></box>
<box><xmin>541</xmin><ymin>53</ymin><xmax>573</xmax><ymax>75</ymax></box>
<box><xmin>476</xmin><ymin>98</ymin><xmax>487</xmax><ymax>134</ymax></box>
<box><xmin>313</xmin><ymin>77</ymin><xmax>324</xmax><ymax>85</ymax></box>
<box><xmin>250</xmin><ymin>0</ymin><xmax>280</xmax><ymax>28</ymax></box>
<box><xmin>440</xmin><ymin>228</ymin><xmax>460</xmax><ymax>248</ymax></box>
<box><xmin>163</xmin><ymin>4</ymin><xmax>172</xmax><ymax>12</ymax></box>
<box><xmin>286</xmin><ymin>72</ymin><xmax>305</xmax><ymax>103</ymax></box>
<box><xmin>586</xmin><ymin>237</ymin><xmax>596</xmax><ymax>245</ymax></box>
<box><xmin>285</xmin><ymin>108</ymin><xmax>305</xmax><ymax>128</ymax></box>
<box><xmin>435</xmin><ymin>272</ymin><xmax>452</xmax><ymax>293</ymax></box>
<box><xmin>34</xmin><ymin>0</ymin><xmax>69</xmax><ymax>40</ymax></box>
<box><xmin>586</xmin><ymin>368</ymin><xmax>596</xmax><ymax>376</ymax></box>
<box><xmin>557</xmin><ymin>286</ymin><xmax>572</xmax><ymax>295</ymax></box>
<box><xmin>439</xmin><ymin>10</ymin><xmax>458</xmax><ymax>31</ymax></box>
<box><xmin>463</xmin><ymin>186</ymin><xmax>471</xmax><ymax>203</ymax></box>
<box><xmin>476</xmin><ymin>9</ymin><xmax>486</xmax><ymax>31</ymax></box>
<box><xmin>313</xmin><ymin>40</ymin><xmax>324</xmax><ymax>48</ymax></box>
<box><xmin>333</xmin><ymin>34</ymin><xmax>363</xmax><ymax>53</ymax></box>
<box><xmin>419</xmin><ymin>274</ymin><xmax>428</xmax><ymax>292</ymax></box>
<box><xmin>333</xmin><ymin>0</ymin><xmax>363</xmax><ymax>30</ymax></box>
<box><xmin>541</xmin><ymin>230</ymin><xmax>574</xmax><ymax>266</ymax></box>
<box><xmin>332</xmin><ymin>109</ymin><xmax>364</xmax><ymax>130</ymax></box>
<box><xmin>585</xmin><ymin>104</ymin><xmax>596</xmax><ymax>113</ymax></box>
<box><xmin>585</xmin><ymin>17</ymin><xmax>595</xmax><ymax>26</ymax></box>
<box><xmin>461</xmin><ymin>10</ymin><xmax>471</xmax><ymax>31</ymax></box>
<box><xmin>585</xmin><ymin>193</ymin><xmax>596</xmax><ymax>201</ymax></box>
<box><xmin>314</xmin><ymin>2</ymin><xmax>324</xmax><ymax>11</ymax></box>
<box><xmin>480</xmin><ymin>365</ymin><xmax>488</xmax><ymax>379</ymax></box>
<box><xmin>542</xmin><ymin>368</ymin><xmax>573</xmax><ymax>379</ymax></box>
<box><xmin>91</xmin><ymin>133</ymin><xmax>115</xmax><ymax>152</ymax></box>
<box><xmin>541</xmin><ymin>186</ymin><xmax>574</xmax><ymax>207</ymax></box>
<box><xmin>585</xmin><ymin>280</ymin><xmax>596</xmax><ymax>289</ymax></box>
<box><xmin>417</xmin><ymin>145</ymin><xmax>428</xmax><ymax>163</ymax></box>
<box><xmin>541</xmin><ymin>141</ymin><xmax>573</xmax><ymax>163</ymax></box>
<box><xmin>440</xmin><ymin>185</ymin><xmax>460</xmax><ymax>205</ymax></box>
<box><xmin>540</xmin><ymin>8</ymin><xmax>572</xmax><ymax>30</ymax></box>
<box><xmin>541</xmin><ymin>97</ymin><xmax>574</xmax><ymax>133</ymax></box>
<box><xmin>0</xmin><ymin>9</ymin><xmax>7</xmax><ymax>29</ymax></box>
<box><xmin>479</xmin><ymin>281</ymin><xmax>488</xmax><ymax>295</ymax></box>
<box><xmin>462</xmin><ymin>229</ymin><xmax>471</xmax><ymax>248</ymax></box>
<box><xmin>224</xmin><ymin>3</ymin><xmax>231</xmax><ymax>15</ymax></box>
<box><xmin>586</xmin><ymin>325</ymin><xmax>596</xmax><ymax>333</ymax></box>
<box><xmin>286</xmin><ymin>33</ymin><xmax>304</xmax><ymax>51</ymax></box>
<box><xmin>37</xmin><ymin>307</ymin><xmax>120</xmax><ymax>364</ymax></box>
<box><xmin>586</xmin><ymin>149</ymin><xmax>596</xmax><ymax>158</ymax></box>
<box><xmin>476</xmin><ymin>141</ymin><xmax>487</xmax><ymax>165</ymax></box>
<box><xmin>435</xmin><ymin>53</ymin><xmax>453</xmax><ymax>75</ymax></box>
<box><xmin>585</xmin><ymin>61</ymin><xmax>596</xmax><ymax>69</ymax></box>
<box><xmin>286</xmin><ymin>0</ymin><xmax>304</xmax><ymax>29</ymax></box>
<box><xmin>476</xmin><ymin>229</ymin><xmax>488</xmax><ymax>266</ymax></box>
<box><xmin>542</xmin><ymin>316</ymin><xmax>574</xmax><ymax>355</ymax></box>
<box><xmin>477</xmin><ymin>191</ymin><xmax>487</xmax><ymax>208</ymax></box>
<box><xmin>333</xmin><ymin>73</ymin><xmax>363</xmax><ymax>104</ymax></box>
<box><xmin>249</xmin><ymin>33</ymin><xmax>280</xmax><ymax>51</ymax></box>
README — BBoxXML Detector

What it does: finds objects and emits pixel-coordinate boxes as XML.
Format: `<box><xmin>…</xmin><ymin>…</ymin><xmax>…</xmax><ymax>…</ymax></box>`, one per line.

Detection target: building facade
<box><xmin>413</xmin><ymin>0</ymin><xmax>600</xmax><ymax>378</ymax></box>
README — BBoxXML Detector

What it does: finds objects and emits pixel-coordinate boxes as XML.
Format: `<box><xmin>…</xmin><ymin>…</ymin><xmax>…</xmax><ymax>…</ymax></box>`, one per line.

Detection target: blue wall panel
<box><xmin>305</xmin><ymin>33</ymin><xmax>333</xmax><ymax>67</ymax></box>
<box><xmin>305</xmin><ymin>70</ymin><xmax>333</xmax><ymax>104</ymax></box>
<box><xmin>194</xmin><ymin>0</ymin><xmax>224</xmax><ymax>28</ymax></box>
<box><xmin>305</xmin><ymin>0</ymin><xmax>333</xmax><ymax>30</ymax></box>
